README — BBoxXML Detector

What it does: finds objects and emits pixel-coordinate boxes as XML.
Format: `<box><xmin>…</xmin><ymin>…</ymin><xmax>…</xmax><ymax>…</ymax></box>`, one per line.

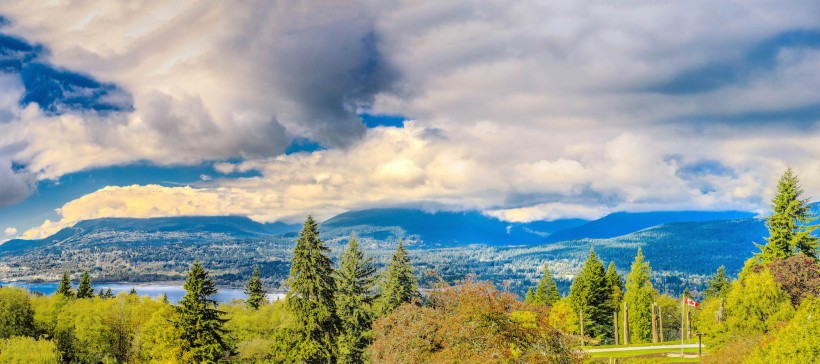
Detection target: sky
<box><xmin>2</xmin><ymin>1</ymin><xmax>820</xmax><ymax>241</ymax></box>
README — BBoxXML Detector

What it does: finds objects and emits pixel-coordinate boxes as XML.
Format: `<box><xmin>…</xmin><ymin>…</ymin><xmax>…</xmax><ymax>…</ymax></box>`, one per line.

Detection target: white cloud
<box><xmin>4</xmin><ymin>227</ymin><xmax>16</xmax><ymax>236</ymax></box>
<box><xmin>4</xmin><ymin>1</ymin><xmax>820</xmax><ymax>234</ymax></box>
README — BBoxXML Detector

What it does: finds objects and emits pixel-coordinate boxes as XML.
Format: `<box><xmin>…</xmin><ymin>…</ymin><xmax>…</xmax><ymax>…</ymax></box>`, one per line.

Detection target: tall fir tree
<box><xmin>623</xmin><ymin>248</ymin><xmax>656</xmax><ymax>343</ymax></box>
<box><xmin>335</xmin><ymin>236</ymin><xmax>377</xmax><ymax>364</ymax></box>
<box><xmin>532</xmin><ymin>263</ymin><xmax>560</xmax><ymax>306</ymax></box>
<box><xmin>56</xmin><ymin>271</ymin><xmax>74</xmax><ymax>298</ymax></box>
<box><xmin>244</xmin><ymin>266</ymin><xmax>266</xmax><ymax>310</ymax></box>
<box><xmin>758</xmin><ymin>168</ymin><xmax>819</xmax><ymax>261</ymax></box>
<box><xmin>76</xmin><ymin>270</ymin><xmax>94</xmax><ymax>299</ymax></box>
<box><xmin>378</xmin><ymin>240</ymin><xmax>419</xmax><ymax>316</ymax></box>
<box><xmin>568</xmin><ymin>249</ymin><xmax>611</xmax><ymax>340</ymax></box>
<box><xmin>606</xmin><ymin>261</ymin><xmax>624</xmax><ymax>311</ymax></box>
<box><xmin>176</xmin><ymin>261</ymin><xmax>231</xmax><ymax>363</ymax></box>
<box><xmin>704</xmin><ymin>266</ymin><xmax>731</xmax><ymax>300</ymax></box>
<box><xmin>286</xmin><ymin>215</ymin><xmax>339</xmax><ymax>363</ymax></box>
<box><xmin>104</xmin><ymin>288</ymin><xmax>114</xmax><ymax>299</ymax></box>
<box><xmin>524</xmin><ymin>287</ymin><xmax>535</xmax><ymax>303</ymax></box>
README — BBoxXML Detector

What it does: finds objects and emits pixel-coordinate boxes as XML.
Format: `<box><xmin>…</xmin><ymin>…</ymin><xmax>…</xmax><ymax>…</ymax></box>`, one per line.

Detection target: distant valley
<box><xmin>1</xmin><ymin>206</ymin><xmax>809</xmax><ymax>298</ymax></box>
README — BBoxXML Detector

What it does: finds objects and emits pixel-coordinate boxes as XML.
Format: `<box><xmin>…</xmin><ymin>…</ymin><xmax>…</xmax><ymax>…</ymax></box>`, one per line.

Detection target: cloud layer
<box><xmin>2</xmin><ymin>1</ymin><xmax>820</xmax><ymax>235</ymax></box>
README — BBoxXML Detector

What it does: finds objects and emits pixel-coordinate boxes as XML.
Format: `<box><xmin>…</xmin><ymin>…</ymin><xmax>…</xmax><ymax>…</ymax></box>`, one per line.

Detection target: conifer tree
<box><xmin>532</xmin><ymin>263</ymin><xmax>560</xmax><ymax>306</ymax></box>
<box><xmin>568</xmin><ymin>249</ymin><xmax>611</xmax><ymax>339</ymax></box>
<box><xmin>76</xmin><ymin>270</ymin><xmax>94</xmax><ymax>299</ymax></box>
<box><xmin>56</xmin><ymin>271</ymin><xmax>74</xmax><ymax>298</ymax></box>
<box><xmin>335</xmin><ymin>236</ymin><xmax>377</xmax><ymax>364</ymax></box>
<box><xmin>704</xmin><ymin>265</ymin><xmax>731</xmax><ymax>300</ymax></box>
<box><xmin>129</xmin><ymin>287</ymin><xmax>137</xmax><ymax>295</ymax></box>
<box><xmin>244</xmin><ymin>266</ymin><xmax>266</xmax><ymax>310</ymax></box>
<box><xmin>160</xmin><ymin>293</ymin><xmax>169</xmax><ymax>304</ymax></box>
<box><xmin>606</xmin><ymin>261</ymin><xmax>624</xmax><ymax>310</ymax></box>
<box><xmin>104</xmin><ymin>288</ymin><xmax>114</xmax><ymax>299</ymax></box>
<box><xmin>98</xmin><ymin>288</ymin><xmax>105</xmax><ymax>298</ymax></box>
<box><xmin>758</xmin><ymin>168</ymin><xmax>819</xmax><ymax>261</ymax></box>
<box><xmin>176</xmin><ymin>260</ymin><xmax>231</xmax><ymax>363</ymax></box>
<box><xmin>286</xmin><ymin>215</ymin><xmax>339</xmax><ymax>363</ymax></box>
<box><xmin>524</xmin><ymin>287</ymin><xmax>535</xmax><ymax>303</ymax></box>
<box><xmin>378</xmin><ymin>240</ymin><xmax>419</xmax><ymax>316</ymax></box>
<box><xmin>623</xmin><ymin>248</ymin><xmax>656</xmax><ymax>343</ymax></box>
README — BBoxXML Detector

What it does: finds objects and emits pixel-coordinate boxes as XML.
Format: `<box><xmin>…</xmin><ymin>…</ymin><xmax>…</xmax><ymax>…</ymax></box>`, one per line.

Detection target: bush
<box><xmin>0</xmin><ymin>287</ymin><xmax>35</xmax><ymax>339</ymax></box>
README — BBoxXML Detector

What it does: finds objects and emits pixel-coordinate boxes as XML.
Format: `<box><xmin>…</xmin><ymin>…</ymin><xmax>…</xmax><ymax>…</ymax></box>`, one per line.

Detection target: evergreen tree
<box><xmin>56</xmin><ymin>271</ymin><xmax>74</xmax><ymax>298</ymax></box>
<box><xmin>98</xmin><ymin>288</ymin><xmax>105</xmax><ymax>298</ymax></box>
<box><xmin>606</xmin><ymin>261</ymin><xmax>624</xmax><ymax>310</ymax></box>
<box><xmin>524</xmin><ymin>287</ymin><xmax>535</xmax><ymax>303</ymax></box>
<box><xmin>335</xmin><ymin>236</ymin><xmax>377</xmax><ymax>364</ymax></box>
<box><xmin>568</xmin><ymin>249</ymin><xmax>611</xmax><ymax>340</ymax></box>
<box><xmin>129</xmin><ymin>287</ymin><xmax>137</xmax><ymax>295</ymax></box>
<box><xmin>286</xmin><ymin>215</ymin><xmax>339</xmax><ymax>363</ymax></box>
<box><xmin>104</xmin><ymin>288</ymin><xmax>114</xmax><ymax>299</ymax></box>
<box><xmin>76</xmin><ymin>270</ymin><xmax>94</xmax><ymax>299</ymax></box>
<box><xmin>176</xmin><ymin>260</ymin><xmax>231</xmax><ymax>363</ymax></box>
<box><xmin>244</xmin><ymin>266</ymin><xmax>266</xmax><ymax>310</ymax></box>
<box><xmin>378</xmin><ymin>240</ymin><xmax>419</xmax><ymax>316</ymax></box>
<box><xmin>704</xmin><ymin>265</ymin><xmax>731</xmax><ymax>300</ymax></box>
<box><xmin>758</xmin><ymin>168</ymin><xmax>819</xmax><ymax>261</ymax></box>
<box><xmin>532</xmin><ymin>263</ymin><xmax>560</xmax><ymax>306</ymax></box>
<box><xmin>160</xmin><ymin>293</ymin><xmax>169</xmax><ymax>304</ymax></box>
<box><xmin>623</xmin><ymin>248</ymin><xmax>656</xmax><ymax>343</ymax></box>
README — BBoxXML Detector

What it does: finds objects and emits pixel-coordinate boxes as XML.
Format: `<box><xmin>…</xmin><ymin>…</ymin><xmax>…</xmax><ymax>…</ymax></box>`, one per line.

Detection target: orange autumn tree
<box><xmin>368</xmin><ymin>277</ymin><xmax>583</xmax><ymax>363</ymax></box>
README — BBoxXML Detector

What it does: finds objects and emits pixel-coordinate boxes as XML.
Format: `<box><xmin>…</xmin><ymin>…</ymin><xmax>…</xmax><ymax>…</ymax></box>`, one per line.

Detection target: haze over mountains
<box><xmin>2</xmin><ymin>205</ymin><xmax>805</xmax><ymax>298</ymax></box>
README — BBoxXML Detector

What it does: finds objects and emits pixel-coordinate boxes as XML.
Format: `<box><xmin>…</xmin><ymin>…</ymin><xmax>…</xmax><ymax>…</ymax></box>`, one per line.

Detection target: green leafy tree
<box><xmin>0</xmin><ymin>287</ymin><xmax>35</xmax><ymax>338</ymax></box>
<box><xmin>704</xmin><ymin>266</ymin><xmax>731</xmax><ymax>300</ymax></box>
<box><xmin>725</xmin><ymin>266</ymin><xmax>793</xmax><ymax>335</ymax></box>
<box><xmin>56</xmin><ymin>271</ymin><xmax>74</xmax><ymax>298</ymax></box>
<box><xmin>747</xmin><ymin>297</ymin><xmax>820</xmax><ymax>363</ymax></box>
<box><xmin>244</xmin><ymin>266</ymin><xmax>267</xmax><ymax>310</ymax></box>
<box><xmin>285</xmin><ymin>215</ymin><xmax>339</xmax><ymax>363</ymax></box>
<box><xmin>532</xmin><ymin>263</ymin><xmax>560</xmax><ymax>306</ymax></box>
<box><xmin>757</xmin><ymin>168</ymin><xmax>819</xmax><ymax>261</ymax></box>
<box><xmin>623</xmin><ymin>248</ymin><xmax>656</xmax><ymax>343</ymax></box>
<box><xmin>0</xmin><ymin>337</ymin><xmax>61</xmax><ymax>363</ymax></box>
<box><xmin>335</xmin><ymin>236</ymin><xmax>377</xmax><ymax>364</ymax></box>
<box><xmin>568</xmin><ymin>249</ymin><xmax>611</xmax><ymax>340</ymax></box>
<box><xmin>76</xmin><ymin>270</ymin><xmax>94</xmax><ymax>299</ymax></box>
<box><xmin>176</xmin><ymin>261</ymin><xmax>232</xmax><ymax>363</ymax></box>
<box><xmin>378</xmin><ymin>240</ymin><xmax>420</xmax><ymax>316</ymax></box>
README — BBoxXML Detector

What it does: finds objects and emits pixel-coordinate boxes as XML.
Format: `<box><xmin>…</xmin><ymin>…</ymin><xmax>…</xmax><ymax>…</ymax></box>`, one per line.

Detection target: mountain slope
<box><xmin>543</xmin><ymin>210</ymin><xmax>757</xmax><ymax>243</ymax></box>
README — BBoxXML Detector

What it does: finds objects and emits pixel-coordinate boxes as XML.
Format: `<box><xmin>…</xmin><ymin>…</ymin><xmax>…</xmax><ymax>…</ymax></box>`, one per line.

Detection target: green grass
<box><xmin>584</xmin><ymin>339</ymin><xmax>706</xmax><ymax>363</ymax></box>
<box><xmin>582</xmin><ymin>338</ymin><xmax>698</xmax><ymax>350</ymax></box>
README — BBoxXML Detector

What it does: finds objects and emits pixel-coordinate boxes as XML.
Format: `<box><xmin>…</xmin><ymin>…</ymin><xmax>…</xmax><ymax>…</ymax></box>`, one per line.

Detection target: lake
<box><xmin>0</xmin><ymin>281</ymin><xmax>286</xmax><ymax>304</ymax></box>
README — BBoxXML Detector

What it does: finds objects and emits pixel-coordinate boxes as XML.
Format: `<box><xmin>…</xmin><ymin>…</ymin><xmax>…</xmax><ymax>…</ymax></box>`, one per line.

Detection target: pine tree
<box><xmin>758</xmin><ymin>168</ymin><xmax>819</xmax><ymax>261</ymax></box>
<box><xmin>56</xmin><ymin>271</ymin><xmax>74</xmax><ymax>298</ymax></box>
<box><xmin>623</xmin><ymin>248</ymin><xmax>656</xmax><ymax>343</ymax></box>
<box><xmin>606</xmin><ymin>261</ymin><xmax>624</xmax><ymax>310</ymax></box>
<box><xmin>335</xmin><ymin>236</ymin><xmax>377</xmax><ymax>364</ymax></box>
<box><xmin>104</xmin><ymin>288</ymin><xmax>114</xmax><ymax>299</ymax></box>
<box><xmin>286</xmin><ymin>215</ymin><xmax>339</xmax><ymax>363</ymax></box>
<box><xmin>176</xmin><ymin>260</ymin><xmax>231</xmax><ymax>363</ymax></box>
<box><xmin>532</xmin><ymin>263</ymin><xmax>560</xmax><ymax>306</ymax></box>
<box><xmin>98</xmin><ymin>288</ymin><xmax>105</xmax><ymax>298</ymax></box>
<box><xmin>704</xmin><ymin>266</ymin><xmax>731</xmax><ymax>300</ymax></box>
<box><xmin>129</xmin><ymin>287</ymin><xmax>137</xmax><ymax>295</ymax></box>
<box><xmin>524</xmin><ymin>287</ymin><xmax>535</xmax><ymax>303</ymax></box>
<box><xmin>160</xmin><ymin>293</ymin><xmax>169</xmax><ymax>304</ymax></box>
<box><xmin>568</xmin><ymin>249</ymin><xmax>611</xmax><ymax>340</ymax></box>
<box><xmin>76</xmin><ymin>270</ymin><xmax>94</xmax><ymax>299</ymax></box>
<box><xmin>244</xmin><ymin>266</ymin><xmax>267</xmax><ymax>310</ymax></box>
<box><xmin>378</xmin><ymin>240</ymin><xmax>419</xmax><ymax>316</ymax></box>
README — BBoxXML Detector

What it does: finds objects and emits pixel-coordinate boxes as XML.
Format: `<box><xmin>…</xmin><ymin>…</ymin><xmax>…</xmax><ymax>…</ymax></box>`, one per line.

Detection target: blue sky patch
<box><xmin>360</xmin><ymin>113</ymin><xmax>406</xmax><ymax>128</ymax></box>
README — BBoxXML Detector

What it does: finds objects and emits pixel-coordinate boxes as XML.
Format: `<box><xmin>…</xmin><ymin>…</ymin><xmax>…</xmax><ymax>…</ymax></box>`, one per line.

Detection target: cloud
<box><xmin>4</xmin><ymin>1</ymin><xmax>820</xmax><ymax>232</ymax></box>
<box><xmin>4</xmin><ymin>227</ymin><xmax>16</xmax><ymax>236</ymax></box>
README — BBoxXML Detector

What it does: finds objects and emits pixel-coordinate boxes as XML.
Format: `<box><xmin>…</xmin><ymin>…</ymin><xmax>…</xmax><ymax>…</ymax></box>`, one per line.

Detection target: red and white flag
<box><xmin>684</xmin><ymin>297</ymin><xmax>699</xmax><ymax>308</ymax></box>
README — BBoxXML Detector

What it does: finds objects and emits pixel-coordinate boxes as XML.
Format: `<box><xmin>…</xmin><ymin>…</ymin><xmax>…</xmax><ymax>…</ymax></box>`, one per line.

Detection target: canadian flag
<box><xmin>684</xmin><ymin>297</ymin><xmax>699</xmax><ymax>308</ymax></box>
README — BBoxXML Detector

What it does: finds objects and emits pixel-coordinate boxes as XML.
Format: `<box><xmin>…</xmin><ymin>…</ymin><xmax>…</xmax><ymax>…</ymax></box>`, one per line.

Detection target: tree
<box><xmin>0</xmin><ymin>337</ymin><xmax>61</xmax><ymax>363</ymax></box>
<box><xmin>129</xmin><ymin>287</ymin><xmax>137</xmax><ymax>295</ymax></box>
<box><xmin>56</xmin><ymin>271</ymin><xmax>74</xmax><ymax>298</ymax></box>
<box><xmin>0</xmin><ymin>287</ymin><xmax>35</xmax><ymax>338</ymax></box>
<box><xmin>335</xmin><ymin>236</ymin><xmax>377</xmax><ymax>363</ymax></box>
<box><xmin>176</xmin><ymin>261</ymin><xmax>231</xmax><ymax>363</ymax></box>
<box><xmin>285</xmin><ymin>215</ymin><xmax>339</xmax><ymax>363</ymax></box>
<box><xmin>568</xmin><ymin>249</ymin><xmax>611</xmax><ymax>340</ymax></box>
<box><xmin>532</xmin><ymin>263</ymin><xmax>560</xmax><ymax>306</ymax></box>
<box><xmin>768</xmin><ymin>254</ymin><xmax>820</xmax><ymax>306</ymax></box>
<box><xmin>704</xmin><ymin>266</ymin><xmax>731</xmax><ymax>300</ymax></box>
<box><xmin>623</xmin><ymin>248</ymin><xmax>656</xmax><ymax>343</ymax></box>
<box><xmin>605</xmin><ymin>262</ymin><xmax>624</xmax><ymax>310</ymax></box>
<box><xmin>747</xmin><ymin>297</ymin><xmax>820</xmax><ymax>363</ymax></box>
<box><xmin>104</xmin><ymin>288</ymin><xmax>114</xmax><ymax>299</ymax></box>
<box><xmin>524</xmin><ymin>287</ymin><xmax>535</xmax><ymax>303</ymax></box>
<box><xmin>244</xmin><ymin>266</ymin><xmax>267</xmax><ymax>310</ymax></box>
<box><xmin>758</xmin><ymin>168</ymin><xmax>819</xmax><ymax>261</ymax></box>
<box><xmin>76</xmin><ymin>270</ymin><xmax>94</xmax><ymax>299</ymax></box>
<box><xmin>378</xmin><ymin>240</ymin><xmax>420</xmax><ymax>316</ymax></box>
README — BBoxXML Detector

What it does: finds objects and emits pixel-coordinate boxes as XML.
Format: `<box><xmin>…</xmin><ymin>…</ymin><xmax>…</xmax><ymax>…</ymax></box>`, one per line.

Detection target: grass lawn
<box><xmin>584</xmin><ymin>339</ymin><xmax>706</xmax><ymax>363</ymax></box>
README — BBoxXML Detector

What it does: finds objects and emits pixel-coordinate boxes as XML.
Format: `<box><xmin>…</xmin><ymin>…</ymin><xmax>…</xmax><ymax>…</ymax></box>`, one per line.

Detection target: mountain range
<box><xmin>1</xmin><ymin>205</ymin><xmax>816</xmax><ymax>297</ymax></box>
